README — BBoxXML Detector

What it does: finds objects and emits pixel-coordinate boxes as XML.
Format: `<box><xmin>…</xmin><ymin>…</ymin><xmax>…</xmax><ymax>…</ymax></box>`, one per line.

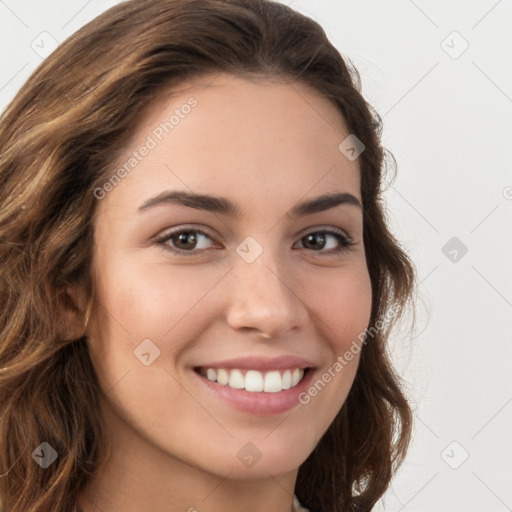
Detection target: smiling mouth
<box><xmin>194</xmin><ymin>367</ymin><xmax>311</xmax><ymax>393</ymax></box>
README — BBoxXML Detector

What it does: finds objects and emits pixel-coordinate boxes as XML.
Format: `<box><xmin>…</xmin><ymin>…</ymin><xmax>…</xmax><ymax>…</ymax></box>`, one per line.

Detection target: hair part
<box><xmin>0</xmin><ymin>1</ymin><xmax>417</xmax><ymax>510</ymax></box>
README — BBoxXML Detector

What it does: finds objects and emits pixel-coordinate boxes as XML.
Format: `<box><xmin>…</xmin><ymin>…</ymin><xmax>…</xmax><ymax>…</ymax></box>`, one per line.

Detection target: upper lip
<box><xmin>194</xmin><ymin>355</ymin><xmax>316</xmax><ymax>371</ymax></box>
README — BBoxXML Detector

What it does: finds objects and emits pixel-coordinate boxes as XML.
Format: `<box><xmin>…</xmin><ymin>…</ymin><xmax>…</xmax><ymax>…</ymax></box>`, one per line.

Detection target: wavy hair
<box><xmin>0</xmin><ymin>0</ymin><xmax>417</xmax><ymax>510</ymax></box>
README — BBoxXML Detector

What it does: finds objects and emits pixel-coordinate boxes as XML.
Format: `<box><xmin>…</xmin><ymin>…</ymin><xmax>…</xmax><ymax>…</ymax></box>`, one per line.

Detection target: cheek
<box><xmin>306</xmin><ymin>261</ymin><xmax>373</xmax><ymax>348</ymax></box>
<box><xmin>296</xmin><ymin>263</ymin><xmax>372</xmax><ymax>410</ymax></box>
<box><xmin>91</xmin><ymin>256</ymin><xmax>227</xmax><ymax>338</ymax></box>
<box><xmin>85</xmin><ymin>257</ymin><xmax>229</xmax><ymax>386</ymax></box>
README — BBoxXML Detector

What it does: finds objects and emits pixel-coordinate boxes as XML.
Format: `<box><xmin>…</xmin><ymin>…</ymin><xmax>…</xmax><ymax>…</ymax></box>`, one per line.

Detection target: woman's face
<box><xmin>82</xmin><ymin>73</ymin><xmax>372</xmax><ymax>479</ymax></box>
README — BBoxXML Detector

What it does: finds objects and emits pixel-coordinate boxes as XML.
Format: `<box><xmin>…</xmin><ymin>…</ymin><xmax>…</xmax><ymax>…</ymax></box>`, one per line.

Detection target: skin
<box><xmin>71</xmin><ymin>72</ymin><xmax>373</xmax><ymax>512</ymax></box>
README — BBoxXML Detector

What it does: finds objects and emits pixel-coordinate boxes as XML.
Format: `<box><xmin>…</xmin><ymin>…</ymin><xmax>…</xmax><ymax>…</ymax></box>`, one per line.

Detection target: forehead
<box><xmin>98</xmin><ymin>73</ymin><xmax>361</xmax><ymax>217</ymax></box>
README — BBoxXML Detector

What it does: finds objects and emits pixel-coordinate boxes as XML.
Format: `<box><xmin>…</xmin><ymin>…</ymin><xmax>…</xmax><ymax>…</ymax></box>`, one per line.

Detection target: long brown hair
<box><xmin>0</xmin><ymin>1</ymin><xmax>417</xmax><ymax>510</ymax></box>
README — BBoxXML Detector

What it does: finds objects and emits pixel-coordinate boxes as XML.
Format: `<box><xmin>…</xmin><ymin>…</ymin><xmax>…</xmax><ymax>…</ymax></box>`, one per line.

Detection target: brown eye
<box><xmin>155</xmin><ymin>228</ymin><xmax>215</xmax><ymax>254</ymax></box>
<box><xmin>296</xmin><ymin>230</ymin><xmax>355</xmax><ymax>255</ymax></box>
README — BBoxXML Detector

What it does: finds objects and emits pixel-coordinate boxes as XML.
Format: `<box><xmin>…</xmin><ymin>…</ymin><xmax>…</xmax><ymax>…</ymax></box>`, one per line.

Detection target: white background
<box><xmin>1</xmin><ymin>1</ymin><xmax>511</xmax><ymax>511</ymax></box>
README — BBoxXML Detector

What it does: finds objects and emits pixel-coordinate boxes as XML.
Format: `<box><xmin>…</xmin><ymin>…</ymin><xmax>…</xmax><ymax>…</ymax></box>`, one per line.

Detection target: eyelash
<box><xmin>153</xmin><ymin>226</ymin><xmax>356</xmax><ymax>257</ymax></box>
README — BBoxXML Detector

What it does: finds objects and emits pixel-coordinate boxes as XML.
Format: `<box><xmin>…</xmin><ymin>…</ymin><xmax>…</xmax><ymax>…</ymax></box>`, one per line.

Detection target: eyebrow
<box><xmin>138</xmin><ymin>190</ymin><xmax>363</xmax><ymax>217</ymax></box>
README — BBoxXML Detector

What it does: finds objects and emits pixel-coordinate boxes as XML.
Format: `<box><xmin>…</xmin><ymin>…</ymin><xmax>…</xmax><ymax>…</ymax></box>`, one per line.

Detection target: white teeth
<box><xmin>282</xmin><ymin>369</ymin><xmax>292</xmax><ymax>390</ymax></box>
<box><xmin>200</xmin><ymin>367</ymin><xmax>306</xmax><ymax>393</ymax></box>
<box><xmin>263</xmin><ymin>370</ymin><xmax>282</xmax><ymax>393</ymax></box>
<box><xmin>291</xmin><ymin>368</ymin><xmax>302</xmax><ymax>387</ymax></box>
<box><xmin>217</xmin><ymin>368</ymin><xmax>229</xmax><ymax>386</ymax></box>
<box><xmin>228</xmin><ymin>369</ymin><xmax>245</xmax><ymax>389</ymax></box>
<box><xmin>245</xmin><ymin>370</ymin><xmax>264</xmax><ymax>392</ymax></box>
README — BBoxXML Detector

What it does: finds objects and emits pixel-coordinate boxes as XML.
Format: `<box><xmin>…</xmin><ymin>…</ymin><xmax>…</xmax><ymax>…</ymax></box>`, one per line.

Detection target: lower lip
<box><xmin>192</xmin><ymin>368</ymin><xmax>315</xmax><ymax>415</ymax></box>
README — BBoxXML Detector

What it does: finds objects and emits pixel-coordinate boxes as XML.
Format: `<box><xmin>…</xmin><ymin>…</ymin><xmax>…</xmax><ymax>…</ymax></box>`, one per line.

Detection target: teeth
<box><xmin>282</xmin><ymin>370</ymin><xmax>292</xmax><ymax>389</ymax></box>
<box><xmin>291</xmin><ymin>368</ymin><xmax>302</xmax><ymax>387</ymax></box>
<box><xmin>201</xmin><ymin>367</ymin><xmax>306</xmax><ymax>393</ymax></box>
<box><xmin>217</xmin><ymin>368</ymin><xmax>229</xmax><ymax>386</ymax></box>
<box><xmin>264</xmin><ymin>370</ymin><xmax>282</xmax><ymax>393</ymax></box>
<box><xmin>228</xmin><ymin>369</ymin><xmax>245</xmax><ymax>389</ymax></box>
<box><xmin>245</xmin><ymin>370</ymin><xmax>264</xmax><ymax>392</ymax></box>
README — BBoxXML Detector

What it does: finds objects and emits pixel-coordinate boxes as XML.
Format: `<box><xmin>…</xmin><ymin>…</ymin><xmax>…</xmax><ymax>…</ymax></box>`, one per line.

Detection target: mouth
<box><xmin>193</xmin><ymin>366</ymin><xmax>311</xmax><ymax>393</ymax></box>
<box><xmin>191</xmin><ymin>362</ymin><xmax>316</xmax><ymax>415</ymax></box>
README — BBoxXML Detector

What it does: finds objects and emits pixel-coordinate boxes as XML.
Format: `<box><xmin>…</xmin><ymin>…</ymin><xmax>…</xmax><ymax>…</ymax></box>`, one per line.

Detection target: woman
<box><xmin>0</xmin><ymin>1</ymin><xmax>417</xmax><ymax>511</ymax></box>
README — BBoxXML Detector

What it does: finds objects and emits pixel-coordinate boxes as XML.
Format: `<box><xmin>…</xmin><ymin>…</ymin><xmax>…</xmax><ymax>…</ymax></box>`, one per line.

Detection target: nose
<box><xmin>225</xmin><ymin>248</ymin><xmax>310</xmax><ymax>339</ymax></box>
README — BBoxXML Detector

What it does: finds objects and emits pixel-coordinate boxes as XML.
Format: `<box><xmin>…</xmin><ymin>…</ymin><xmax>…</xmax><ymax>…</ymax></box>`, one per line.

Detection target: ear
<box><xmin>56</xmin><ymin>284</ymin><xmax>90</xmax><ymax>341</ymax></box>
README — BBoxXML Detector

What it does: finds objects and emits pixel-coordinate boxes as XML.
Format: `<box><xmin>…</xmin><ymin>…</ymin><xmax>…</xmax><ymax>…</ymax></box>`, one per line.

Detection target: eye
<box><xmin>295</xmin><ymin>229</ymin><xmax>356</xmax><ymax>256</ymax></box>
<box><xmin>153</xmin><ymin>226</ymin><xmax>356</xmax><ymax>256</ymax></box>
<box><xmin>154</xmin><ymin>227</ymin><xmax>216</xmax><ymax>254</ymax></box>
